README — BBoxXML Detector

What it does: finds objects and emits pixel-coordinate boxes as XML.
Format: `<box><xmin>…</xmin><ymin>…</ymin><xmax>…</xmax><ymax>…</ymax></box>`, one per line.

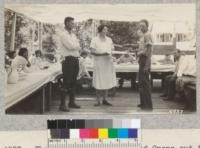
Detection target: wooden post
<box><xmin>10</xmin><ymin>13</ymin><xmax>16</xmax><ymax>51</ymax></box>
<box><xmin>38</xmin><ymin>22</ymin><xmax>42</xmax><ymax>50</ymax></box>
<box><xmin>40</xmin><ymin>85</ymin><xmax>46</xmax><ymax>114</ymax></box>
<box><xmin>30</xmin><ymin>22</ymin><xmax>35</xmax><ymax>53</ymax></box>
<box><xmin>48</xmin><ymin>82</ymin><xmax>53</xmax><ymax>111</ymax></box>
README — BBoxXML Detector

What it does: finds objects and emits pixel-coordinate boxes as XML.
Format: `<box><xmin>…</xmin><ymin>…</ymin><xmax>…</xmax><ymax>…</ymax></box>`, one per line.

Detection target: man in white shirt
<box><xmin>59</xmin><ymin>17</ymin><xmax>81</xmax><ymax>111</ymax></box>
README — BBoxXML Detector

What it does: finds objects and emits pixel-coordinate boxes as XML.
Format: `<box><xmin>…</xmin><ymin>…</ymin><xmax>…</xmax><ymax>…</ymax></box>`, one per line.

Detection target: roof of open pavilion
<box><xmin>5</xmin><ymin>4</ymin><xmax>195</xmax><ymax>24</ymax></box>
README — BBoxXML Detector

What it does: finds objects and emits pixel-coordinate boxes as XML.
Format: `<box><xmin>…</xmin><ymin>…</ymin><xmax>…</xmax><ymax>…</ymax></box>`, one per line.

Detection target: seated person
<box><xmin>5</xmin><ymin>51</ymin><xmax>16</xmax><ymax>68</ymax></box>
<box><xmin>158</xmin><ymin>54</ymin><xmax>174</xmax><ymax>65</ymax></box>
<box><xmin>160</xmin><ymin>51</ymin><xmax>185</xmax><ymax>100</ymax></box>
<box><xmin>117</xmin><ymin>49</ymin><xmax>137</xmax><ymax>88</ymax></box>
<box><xmin>84</xmin><ymin>52</ymin><xmax>93</xmax><ymax>66</ymax></box>
<box><xmin>77</xmin><ymin>51</ymin><xmax>92</xmax><ymax>90</ymax></box>
<box><xmin>44</xmin><ymin>52</ymin><xmax>57</xmax><ymax>63</ymax></box>
<box><xmin>173</xmin><ymin>54</ymin><xmax>196</xmax><ymax>110</ymax></box>
<box><xmin>174</xmin><ymin>49</ymin><xmax>182</xmax><ymax>62</ymax></box>
<box><xmin>176</xmin><ymin>55</ymin><xmax>196</xmax><ymax>96</ymax></box>
<box><xmin>5</xmin><ymin>51</ymin><xmax>19</xmax><ymax>84</ymax></box>
<box><xmin>117</xmin><ymin>48</ymin><xmax>136</xmax><ymax>64</ymax></box>
<box><xmin>29</xmin><ymin>50</ymin><xmax>48</xmax><ymax>70</ymax></box>
<box><xmin>15</xmin><ymin>47</ymin><xmax>31</xmax><ymax>73</ymax></box>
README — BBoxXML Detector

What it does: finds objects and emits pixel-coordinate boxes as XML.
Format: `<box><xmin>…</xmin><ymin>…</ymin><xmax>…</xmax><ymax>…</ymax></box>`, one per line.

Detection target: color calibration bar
<box><xmin>47</xmin><ymin>119</ymin><xmax>140</xmax><ymax>129</ymax></box>
<box><xmin>47</xmin><ymin>119</ymin><xmax>141</xmax><ymax>148</ymax></box>
<box><xmin>49</xmin><ymin>128</ymin><xmax>138</xmax><ymax>139</ymax></box>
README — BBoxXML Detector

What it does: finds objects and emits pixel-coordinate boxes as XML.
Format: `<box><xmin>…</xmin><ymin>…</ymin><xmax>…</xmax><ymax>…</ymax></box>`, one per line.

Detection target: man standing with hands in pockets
<box><xmin>59</xmin><ymin>17</ymin><xmax>81</xmax><ymax>111</ymax></box>
<box><xmin>137</xmin><ymin>19</ymin><xmax>153</xmax><ymax>110</ymax></box>
<box><xmin>123</xmin><ymin>19</ymin><xmax>153</xmax><ymax>110</ymax></box>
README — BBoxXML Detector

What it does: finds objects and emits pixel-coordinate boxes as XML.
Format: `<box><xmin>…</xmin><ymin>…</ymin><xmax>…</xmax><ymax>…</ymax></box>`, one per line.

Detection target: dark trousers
<box><xmin>61</xmin><ymin>56</ymin><xmax>79</xmax><ymax>105</ymax></box>
<box><xmin>138</xmin><ymin>56</ymin><xmax>152</xmax><ymax>109</ymax></box>
<box><xmin>163</xmin><ymin>74</ymin><xmax>177</xmax><ymax>100</ymax></box>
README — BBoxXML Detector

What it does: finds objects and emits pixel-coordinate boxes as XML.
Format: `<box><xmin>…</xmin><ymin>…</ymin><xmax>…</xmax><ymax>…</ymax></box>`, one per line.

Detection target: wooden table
<box><xmin>86</xmin><ymin>63</ymin><xmax>175</xmax><ymax>73</ymax></box>
<box><xmin>5</xmin><ymin>63</ymin><xmax>61</xmax><ymax>113</ymax></box>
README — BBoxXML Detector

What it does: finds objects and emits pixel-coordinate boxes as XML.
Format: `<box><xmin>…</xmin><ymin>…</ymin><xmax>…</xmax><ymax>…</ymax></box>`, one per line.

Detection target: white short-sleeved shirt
<box><xmin>90</xmin><ymin>36</ymin><xmax>114</xmax><ymax>54</ymax></box>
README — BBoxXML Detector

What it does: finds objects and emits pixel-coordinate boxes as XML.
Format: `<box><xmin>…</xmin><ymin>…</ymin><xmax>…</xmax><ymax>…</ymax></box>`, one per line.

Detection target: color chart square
<box><xmin>89</xmin><ymin>129</ymin><xmax>98</xmax><ymax>138</ymax></box>
<box><xmin>57</xmin><ymin>120</ymin><xmax>67</xmax><ymax>129</ymax></box>
<box><xmin>108</xmin><ymin>128</ymin><xmax>118</xmax><ymax>138</ymax></box>
<box><xmin>50</xmin><ymin>129</ymin><xmax>61</xmax><ymax>139</ymax></box>
<box><xmin>80</xmin><ymin>129</ymin><xmax>89</xmax><ymax>139</ymax></box>
<box><xmin>70</xmin><ymin>129</ymin><xmax>79</xmax><ymax>139</ymax></box>
<box><xmin>60</xmin><ymin>129</ymin><xmax>69</xmax><ymax>139</ymax></box>
<box><xmin>118</xmin><ymin>129</ymin><xmax>128</xmax><ymax>138</ymax></box>
<box><xmin>48</xmin><ymin>120</ymin><xmax>57</xmax><ymax>129</ymax></box>
<box><xmin>98</xmin><ymin>128</ymin><xmax>108</xmax><ymax>139</ymax></box>
<box><xmin>128</xmin><ymin>129</ymin><xmax>138</xmax><ymax>138</ymax></box>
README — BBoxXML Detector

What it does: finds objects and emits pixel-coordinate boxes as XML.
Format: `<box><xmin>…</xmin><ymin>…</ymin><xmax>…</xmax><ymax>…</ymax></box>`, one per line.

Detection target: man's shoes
<box><xmin>137</xmin><ymin>104</ymin><xmax>143</xmax><ymax>108</ymax></box>
<box><xmin>59</xmin><ymin>106</ymin><xmax>70</xmax><ymax>112</ymax></box>
<box><xmin>68</xmin><ymin>103</ymin><xmax>81</xmax><ymax>109</ymax></box>
<box><xmin>102</xmin><ymin>100</ymin><xmax>112</xmax><ymax>106</ymax></box>
<box><xmin>141</xmin><ymin>107</ymin><xmax>153</xmax><ymax>111</ymax></box>
<box><xmin>94</xmin><ymin>102</ymin><xmax>101</xmax><ymax>107</ymax></box>
<box><xmin>160</xmin><ymin>94</ymin><xmax>167</xmax><ymax>97</ymax></box>
<box><xmin>138</xmin><ymin>104</ymin><xmax>153</xmax><ymax>111</ymax></box>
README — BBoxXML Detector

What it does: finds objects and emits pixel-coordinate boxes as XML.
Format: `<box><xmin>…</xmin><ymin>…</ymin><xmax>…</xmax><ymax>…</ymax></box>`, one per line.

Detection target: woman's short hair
<box><xmin>140</xmin><ymin>19</ymin><xmax>149</xmax><ymax>28</ymax></box>
<box><xmin>98</xmin><ymin>24</ymin><xmax>107</xmax><ymax>33</ymax></box>
<box><xmin>64</xmin><ymin>17</ymin><xmax>74</xmax><ymax>25</ymax></box>
<box><xmin>80</xmin><ymin>50</ymin><xmax>88</xmax><ymax>57</ymax></box>
<box><xmin>18</xmin><ymin>48</ymin><xmax>28</xmax><ymax>57</ymax></box>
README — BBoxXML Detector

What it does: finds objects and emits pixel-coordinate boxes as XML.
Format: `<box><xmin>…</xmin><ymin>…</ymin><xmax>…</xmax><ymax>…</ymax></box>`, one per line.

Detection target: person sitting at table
<box><xmin>158</xmin><ymin>54</ymin><xmax>174</xmax><ymax>65</ymax></box>
<box><xmin>175</xmin><ymin>54</ymin><xmax>196</xmax><ymax>110</ymax></box>
<box><xmin>160</xmin><ymin>51</ymin><xmax>185</xmax><ymax>100</ymax></box>
<box><xmin>174</xmin><ymin>49</ymin><xmax>182</xmax><ymax>62</ymax></box>
<box><xmin>5</xmin><ymin>51</ymin><xmax>18</xmax><ymax>84</ymax></box>
<box><xmin>117</xmin><ymin>48</ymin><xmax>137</xmax><ymax>88</ymax></box>
<box><xmin>117</xmin><ymin>48</ymin><xmax>136</xmax><ymax>64</ymax></box>
<box><xmin>30</xmin><ymin>50</ymin><xmax>43</xmax><ymax>64</ymax></box>
<box><xmin>5</xmin><ymin>51</ymin><xmax>16</xmax><ymax>66</ymax></box>
<box><xmin>176</xmin><ymin>54</ymin><xmax>196</xmax><ymax>91</ymax></box>
<box><xmin>15</xmin><ymin>47</ymin><xmax>31</xmax><ymax>73</ymax></box>
<box><xmin>29</xmin><ymin>50</ymin><xmax>48</xmax><ymax>70</ymax></box>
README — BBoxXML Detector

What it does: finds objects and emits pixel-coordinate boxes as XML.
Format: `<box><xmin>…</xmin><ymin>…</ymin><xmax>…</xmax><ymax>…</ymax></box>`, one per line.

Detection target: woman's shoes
<box><xmin>94</xmin><ymin>100</ymin><xmax>112</xmax><ymax>106</ymax></box>
<box><xmin>94</xmin><ymin>102</ymin><xmax>101</xmax><ymax>106</ymax></box>
<box><xmin>102</xmin><ymin>100</ymin><xmax>112</xmax><ymax>106</ymax></box>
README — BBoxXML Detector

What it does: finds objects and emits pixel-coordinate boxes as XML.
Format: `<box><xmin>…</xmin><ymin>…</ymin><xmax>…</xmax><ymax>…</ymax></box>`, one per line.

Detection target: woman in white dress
<box><xmin>90</xmin><ymin>25</ymin><xmax>117</xmax><ymax>106</ymax></box>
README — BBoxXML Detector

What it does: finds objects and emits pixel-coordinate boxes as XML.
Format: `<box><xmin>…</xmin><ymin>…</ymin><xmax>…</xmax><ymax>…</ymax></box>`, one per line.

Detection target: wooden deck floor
<box><xmin>46</xmin><ymin>81</ymin><xmax>185</xmax><ymax>115</ymax></box>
